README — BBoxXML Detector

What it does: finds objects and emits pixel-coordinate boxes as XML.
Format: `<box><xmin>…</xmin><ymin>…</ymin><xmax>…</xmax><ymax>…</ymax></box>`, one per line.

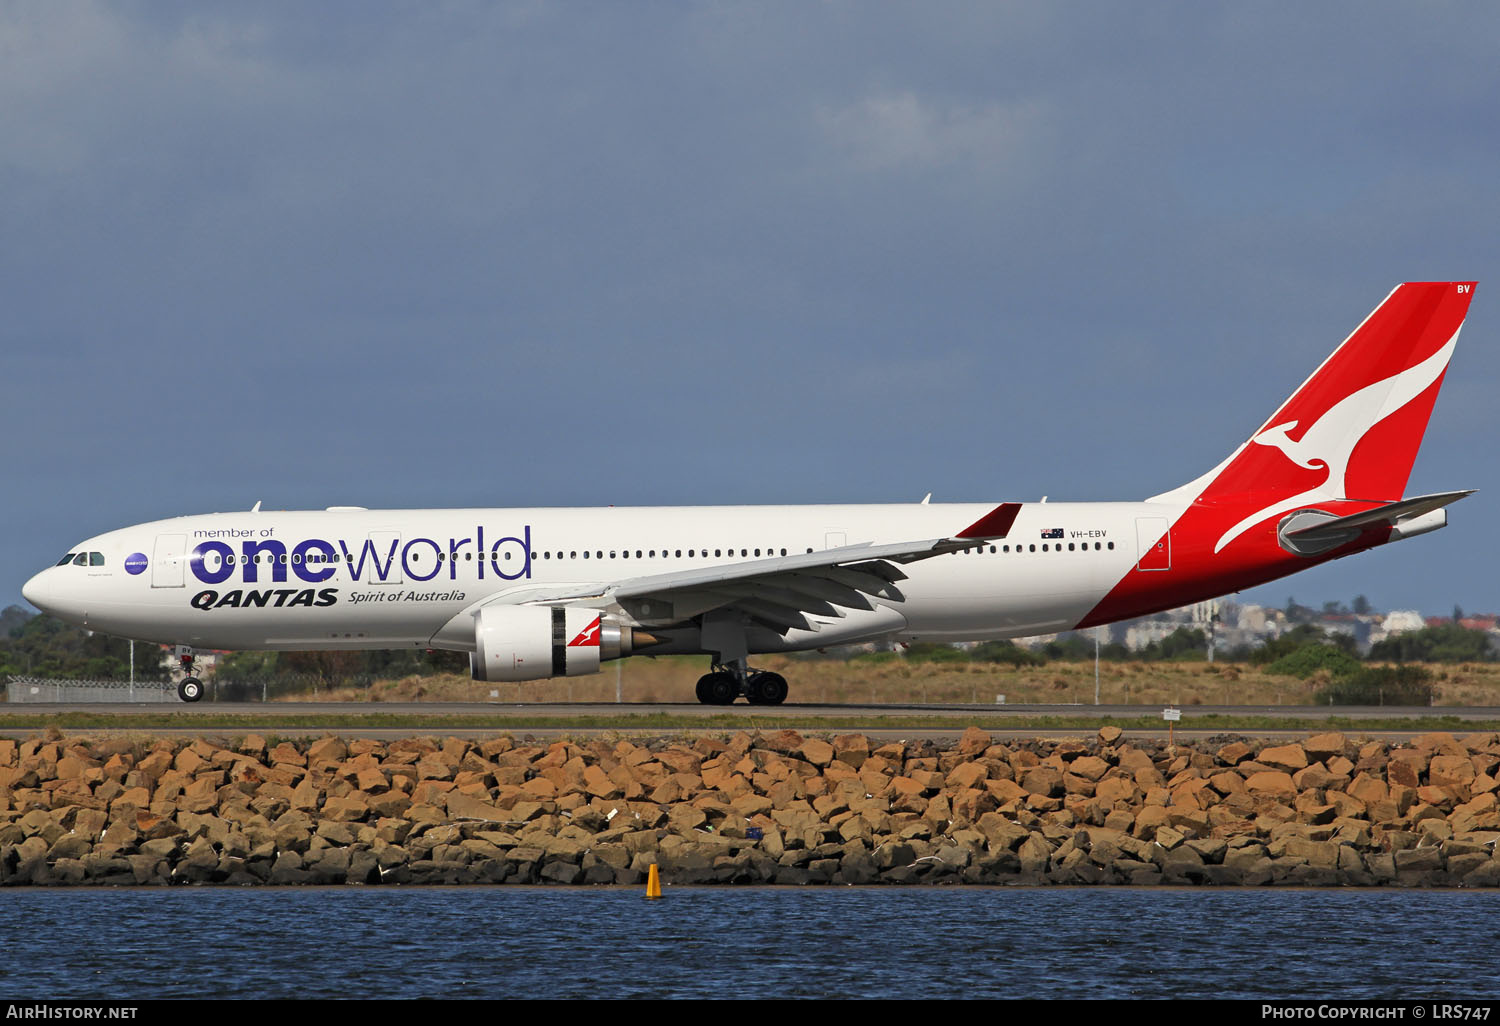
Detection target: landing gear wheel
<box><xmin>746</xmin><ymin>671</ymin><xmax>788</xmax><ymax>706</ymax></box>
<box><xmin>696</xmin><ymin>671</ymin><xmax>738</xmax><ymax>706</ymax></box>
<box><xmin>178</xmin><ymin>677</ymin><xmax>203</xmax><ymax>703</ymax></box>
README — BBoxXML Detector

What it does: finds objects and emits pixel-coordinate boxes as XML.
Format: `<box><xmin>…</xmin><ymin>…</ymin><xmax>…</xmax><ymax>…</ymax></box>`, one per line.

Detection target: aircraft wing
<box><xmin>513</xmin><ymin>502</ymin><xmax>1022</xmax><ymax>633</ymax></box>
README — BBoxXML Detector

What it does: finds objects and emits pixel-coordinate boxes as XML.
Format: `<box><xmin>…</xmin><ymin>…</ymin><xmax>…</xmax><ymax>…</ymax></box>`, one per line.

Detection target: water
<box><xmin>6</xmin><ymin>887</ymin><xmax>1499</xmax><ymax>1000</ymax></box>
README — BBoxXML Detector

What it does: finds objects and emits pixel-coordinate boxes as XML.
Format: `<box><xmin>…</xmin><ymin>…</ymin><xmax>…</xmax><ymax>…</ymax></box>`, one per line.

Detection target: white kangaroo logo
<box><xmin>1213</xmin><ymin>327</ymin><xmax>1460</xmax><ymax>553</ymax></box>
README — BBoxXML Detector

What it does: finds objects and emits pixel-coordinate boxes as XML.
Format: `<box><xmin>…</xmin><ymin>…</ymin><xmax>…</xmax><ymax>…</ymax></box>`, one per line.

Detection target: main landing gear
<box><xmin>175</xmin><ymin>648</ymin><xmax>204</xmax><ymax>703</ymax></box>
<box><xmin>694</xmin><ymin>659</ymin><xmax>788</xmax><ymax>706</ymax></box>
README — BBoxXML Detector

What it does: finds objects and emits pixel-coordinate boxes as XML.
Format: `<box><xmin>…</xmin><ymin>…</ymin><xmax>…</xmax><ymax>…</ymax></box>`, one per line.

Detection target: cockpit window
<box><xmin>89</xmin><ymin>552</ymin><xmax>105</xmax><ymax>566</ymax></box>
<box><xmin>72</xmin><ymin>553</ymin><xmax>88</xmax><ymax>566</ymax></box>
<box><xmin>56</xmin><ymin>553</ymin><xmax>76</xmax><ymax>567</ymax></box>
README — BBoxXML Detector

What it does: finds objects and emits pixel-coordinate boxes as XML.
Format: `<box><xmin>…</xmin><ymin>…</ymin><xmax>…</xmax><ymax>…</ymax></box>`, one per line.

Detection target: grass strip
<box><xmin>0</xmin><ymin>711</ymin><xmax>1497</xmax><ymax>734</ymax></box>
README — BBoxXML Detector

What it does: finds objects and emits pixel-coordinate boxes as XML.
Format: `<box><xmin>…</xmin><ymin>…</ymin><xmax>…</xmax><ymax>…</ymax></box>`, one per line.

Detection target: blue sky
<box><xmin>4</xmin><ymin>2</ymin><xmax>1497</xmax><ymax>618</ymax></box>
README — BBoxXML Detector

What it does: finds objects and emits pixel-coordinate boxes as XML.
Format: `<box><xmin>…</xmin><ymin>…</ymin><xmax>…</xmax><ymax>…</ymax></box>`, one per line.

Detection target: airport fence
<box><xmin>6</xmin><ymin>676</ymin><xmax>178</xmax><ymax>704</ymax></box>
<box><xmin>6</xmin><ymin>674</ymin><xmax>391</xmax><ymax>703</ymax></box>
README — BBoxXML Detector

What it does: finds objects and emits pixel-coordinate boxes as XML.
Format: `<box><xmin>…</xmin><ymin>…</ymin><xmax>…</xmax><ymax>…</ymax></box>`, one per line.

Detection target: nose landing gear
<box><xmin>175</xmin><ymin>648</ymin><xmax>204</xmax><ymax>703</ymax></box>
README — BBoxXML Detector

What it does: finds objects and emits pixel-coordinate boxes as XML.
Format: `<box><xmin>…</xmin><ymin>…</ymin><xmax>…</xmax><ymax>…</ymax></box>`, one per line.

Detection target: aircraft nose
<box><xmin>22</xmin><ymin>569</ymin><xmax>58</xmax><ymax>614</ymax></box>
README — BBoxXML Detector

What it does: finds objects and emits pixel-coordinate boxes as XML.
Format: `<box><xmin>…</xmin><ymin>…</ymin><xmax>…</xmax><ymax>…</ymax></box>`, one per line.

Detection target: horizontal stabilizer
<box><xmin>1279</xmin><ymin>490</ymin><xmax>1473</xmax><ymax>555</ymax></box>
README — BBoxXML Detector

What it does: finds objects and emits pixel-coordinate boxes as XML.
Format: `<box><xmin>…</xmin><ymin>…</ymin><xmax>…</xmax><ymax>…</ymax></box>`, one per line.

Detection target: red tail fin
<box><xmin>1155</xmin><ymin>282</ymin><xmax>1475</xmax><ymax>549</ymax></box>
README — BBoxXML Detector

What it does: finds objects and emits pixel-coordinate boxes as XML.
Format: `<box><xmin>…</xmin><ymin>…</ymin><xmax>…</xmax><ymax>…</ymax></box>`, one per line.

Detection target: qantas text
<box><xmin>192</xmin><ymin>588</ymin><xmax>338</xmax><ymax>610</ymax></box>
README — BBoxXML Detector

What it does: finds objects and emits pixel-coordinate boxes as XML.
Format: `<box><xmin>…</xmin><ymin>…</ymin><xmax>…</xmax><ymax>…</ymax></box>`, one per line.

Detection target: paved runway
<box><xmin>3</xmin><ymin>700</ymin><xmax>1494</xmax><ymax>742</ymax></box>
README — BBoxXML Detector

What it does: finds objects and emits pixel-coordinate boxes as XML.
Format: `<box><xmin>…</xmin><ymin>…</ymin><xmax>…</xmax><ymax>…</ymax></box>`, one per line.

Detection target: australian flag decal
<box><xmin>1040</xmin><ymin>528</ymin><xmax>1064</xmax><ymax>539</ymax></box>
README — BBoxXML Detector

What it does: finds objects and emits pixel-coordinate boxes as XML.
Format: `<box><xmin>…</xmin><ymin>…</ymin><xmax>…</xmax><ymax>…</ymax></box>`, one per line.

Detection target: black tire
<box><xmin>749</xmin><ymin>671</ymin><xmax>788</xmax><ymax>706</ymax></box>
<box><xmin>695</xmin><ymin>675</ymin><xmax>714</xmax><ymax>703</ymax></box>
<box><xmin>703</xmin><ymin>671</ymin><xmax>738</xmax><ymax>705</ymax></box>
<box><xmin>745</xmin><ymin>672</ymin><xmax>768</xmax><ymax>705</ymax></box>
<box><xmin>178</xmin><ymin>677</ymin><xmax>203</xmax><ymax>703</ymax></box>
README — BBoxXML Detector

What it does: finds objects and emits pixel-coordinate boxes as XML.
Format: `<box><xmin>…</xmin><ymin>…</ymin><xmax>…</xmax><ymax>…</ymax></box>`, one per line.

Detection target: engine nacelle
<box><xmin>470</xmin><ymin>605</ymin><xmax>636</xmax><ymax>683</ymax></box>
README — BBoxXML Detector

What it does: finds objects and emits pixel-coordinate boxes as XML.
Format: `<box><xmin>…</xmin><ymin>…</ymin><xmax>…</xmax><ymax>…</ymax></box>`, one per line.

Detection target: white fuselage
<box><xmin>23</xmin><ymin>501</ymin><xmax>1172</xmax><ymax>654</ymax></box>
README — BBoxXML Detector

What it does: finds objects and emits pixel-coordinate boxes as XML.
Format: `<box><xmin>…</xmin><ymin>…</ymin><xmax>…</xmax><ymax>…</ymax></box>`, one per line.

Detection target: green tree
<box><xmin>1246</xmin><ymin>624</ymin><xmax>1356</xmax><ymax>665</ymax></box>
<box><xmin>1135</xmin><ymin>627</ymin><xmax>1207</xmax><ymax>661</ymax></box>
<box><xmin>970</xmin><ymin>641</ymin><xmax>1046</xmax><ymax>667</ymax></box>
<box><xmin>0</xmin><ymin>614</ymin><xmax>164</xmax><ymax>680</ymax></box>
<box><xmin>1368</xmin><ymin>624</ymin><xmax>1493</xmax><ymax>663</ymax></box>
<box><xmin>1315</xmin><ymin>664</ymin><xmax>1434</xmax><ymax>705</ymax></box>
<box><xmin>1265</xmin><ymin>643</ymin><xmax>1361</xmax><ymax>679</ymax></box>
<box><xmin>903</xmin><ymin>642</ymin><xmax>970</xmax><ymax>663</ymax></box>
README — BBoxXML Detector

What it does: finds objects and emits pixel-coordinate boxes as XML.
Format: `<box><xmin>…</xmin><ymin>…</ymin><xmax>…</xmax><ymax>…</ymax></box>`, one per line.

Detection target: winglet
<box><xmin>958</xmin><ymin>502</ymin><xmax>1022</xmax><ymax>539</ymax></box>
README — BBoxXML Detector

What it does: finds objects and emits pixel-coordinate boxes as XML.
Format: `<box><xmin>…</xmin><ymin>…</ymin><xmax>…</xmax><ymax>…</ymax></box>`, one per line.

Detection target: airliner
<box><xmin>22</xmin><ymin>282</ymin><xmax>1478</xmax><ymax>704</ymax></box>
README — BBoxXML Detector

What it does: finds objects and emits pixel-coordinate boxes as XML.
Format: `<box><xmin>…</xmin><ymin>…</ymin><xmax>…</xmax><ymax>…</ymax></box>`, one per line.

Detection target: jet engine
<box><xmin>469</xmin><ymin>605</ymin><xmax>651</xmax><ymax>682</ymax></box>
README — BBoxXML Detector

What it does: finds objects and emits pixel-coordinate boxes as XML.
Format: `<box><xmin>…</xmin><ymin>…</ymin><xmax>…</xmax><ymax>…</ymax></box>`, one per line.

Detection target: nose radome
<box><xmin>21</xmin><ymin>570</ymin><xmax>52</xmax><ymax>613</ymax></box>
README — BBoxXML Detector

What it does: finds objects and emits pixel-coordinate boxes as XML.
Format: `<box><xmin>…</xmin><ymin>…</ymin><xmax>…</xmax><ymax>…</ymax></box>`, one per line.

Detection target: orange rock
<box><xmin>1304</xmin><ymin>733</ymin><xmax>1347</xmax><ymax>761</ymax></box>
<box><xmin>1413</xmin><ymin>732</ymin><xmax>1467</xmax><ymax>758</ymax></box>
<box><xmin>1133</xmin><ymin>805</ymin><xmax>1171</xmax><ymax>839</ymax></box>
<box><xmin>946</xmin><ymin>762</ymin><xmax>989</xmax><ymax>790</ymax></box>
<box><xmin>956</xmin><ymin>727</ymin><xmax>993</xmax><ymax>758</ymax></box>
<box><xmin>1387</xmin><ymin>758</ymin><xmax>1422</xmax><ymax>789</ymax></box>
<box><xmin>306</xmin><ymin>737</ymin><xmax>348</xmax><ymax>766</ymax></box>
<box><xmin>1244</xmin><ymin>771</ymin><xmax>1296</xmax><ymax>798</ymax></box>
<box><xmin>655</xmin><ymin>748</ymin><xmax>703</xmax><ymax>775</ymax></box>
<box><xmin>1429</xmin><ymin>755</ymin><xmax>1477</xmax><ymax>788</ymax></box>
<box><xmin>1257</xmin><ymin>744</ymin><xmax>1309</xmax><ymax>773</ymax></box>
<box><xmin>832</xmin><ymin>734</ymin><xmax>872</xmax><ymax>768</ymax></box>
<box><xmin>1021</xmin><ymin>766</ymin><xmax>1063</xmax><ymax>798</ymax></box>
<box><xmin>973</xmin><ymin>776</ymin><xmax>1022</xmax><ymax>804</ymax></box>
<box><xmin>1093</xmin><ymin>777</ymin><xmax>1139</xmax><ymax>805</ymax></box>
<box><xmin>796</xmin><ymin>739</ymin><xmax>835</xmax><ymax>768</ymax></box>
<box><xmin>951</xmin><ymin>788</ymin><xmax>998</xmax><ymax>822</ymax></box>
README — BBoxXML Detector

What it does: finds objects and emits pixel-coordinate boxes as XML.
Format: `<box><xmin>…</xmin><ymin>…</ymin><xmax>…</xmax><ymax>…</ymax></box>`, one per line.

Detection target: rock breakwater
<box><xmin>2</xmin><ymin>726</ymin><xmax>1498</xmax><ymax>886</ymax></box>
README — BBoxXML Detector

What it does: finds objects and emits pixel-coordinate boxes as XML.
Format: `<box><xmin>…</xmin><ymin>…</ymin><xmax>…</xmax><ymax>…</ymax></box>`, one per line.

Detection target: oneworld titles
<box><xmin>184</xmin><ymin>525</ymin><xmax>534</xmax><ymax>586</ymax></box>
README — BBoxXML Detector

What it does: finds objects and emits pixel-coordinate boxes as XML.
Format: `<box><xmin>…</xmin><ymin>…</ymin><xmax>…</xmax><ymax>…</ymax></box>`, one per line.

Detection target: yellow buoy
<box><xmin>646</xmin><ymin>863</ymin><xmax>662</xmax><ymax>899</ymax></box>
